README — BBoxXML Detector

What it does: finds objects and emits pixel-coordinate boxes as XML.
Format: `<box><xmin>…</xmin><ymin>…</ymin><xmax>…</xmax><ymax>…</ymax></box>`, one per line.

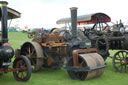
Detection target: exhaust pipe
<box><xmin>0</xmin><ymin>1</ymin><xmax>8</xmax><ymax>43</ymax></box>
<box><xmin>70</xmin><ymin>7</ymin><xmax>77</xmax><ymax>40</ymax></box>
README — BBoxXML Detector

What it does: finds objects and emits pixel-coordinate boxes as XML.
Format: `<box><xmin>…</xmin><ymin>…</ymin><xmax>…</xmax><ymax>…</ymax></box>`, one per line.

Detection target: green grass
<box><xmin>0</xmin><ymin>32</ymin><xmax>128</xmax><ymax>85</ymax></box>
<box><xmin>8</xmin><ymin>32</ymin><xmax>31</xmax><ymax>49</ymax></box>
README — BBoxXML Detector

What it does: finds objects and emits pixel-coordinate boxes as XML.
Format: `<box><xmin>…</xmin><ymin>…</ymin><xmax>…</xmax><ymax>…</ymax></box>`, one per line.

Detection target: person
<box><xmin>77</xmin><ymin>28</ymin><xmax>87</xmax><ymax>40</ymax></box>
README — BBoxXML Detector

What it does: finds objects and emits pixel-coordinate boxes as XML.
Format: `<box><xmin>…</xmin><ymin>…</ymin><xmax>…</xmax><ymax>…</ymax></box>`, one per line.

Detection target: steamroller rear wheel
<box><xmin>20</xmin><ymin>42</ymin><xmax>44</xmax><ymax>72</ymax></box>
<box><xmin>66</xmin><ymin>53</ymin><xmax>105</xmax><ymax>80</ymax></box>
<box><xmin>13</xmin><ymin>55</ymin><xmax>32</xmax><ymax>81</ymax></box>
<box><xmin>112</xmin><ymin>50</ymin><xmax>128</xmax><ymax>72</ymax></box>
<box><xmin>95</xmin><ymin>36</ymin><xmax>109</xmax><ymax>61</ymax></box>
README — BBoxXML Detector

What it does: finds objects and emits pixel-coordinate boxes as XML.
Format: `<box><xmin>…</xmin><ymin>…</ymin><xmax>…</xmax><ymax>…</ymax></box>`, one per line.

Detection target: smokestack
<box><xmin>70</xmin><ymin>7</ymin><xmax>78</xmax><ymax>40</ymax></box>
<box><xmin>0</xmin><ymin>1</ymin><xmax>8</xmax><ymax>43</ymax></box>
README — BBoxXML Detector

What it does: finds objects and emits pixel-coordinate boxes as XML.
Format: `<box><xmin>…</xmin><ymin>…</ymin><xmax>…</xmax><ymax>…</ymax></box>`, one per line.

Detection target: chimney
<box><xmin>70</xmin><ymin>7</ymin><xmax>78</xmax><ymax>40</ymax></box>
<box><xmin>0</xmin><ymin>1</ymin><xmax>8</xmax><ymax>43</ymax></box>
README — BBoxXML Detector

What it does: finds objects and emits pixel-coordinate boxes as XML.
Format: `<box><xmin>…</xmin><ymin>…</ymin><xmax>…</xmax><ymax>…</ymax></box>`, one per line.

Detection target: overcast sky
<box><xmin>5</xmin><ymin>0</ymin><xmax>128</xmax><ymax>29</ymax></box>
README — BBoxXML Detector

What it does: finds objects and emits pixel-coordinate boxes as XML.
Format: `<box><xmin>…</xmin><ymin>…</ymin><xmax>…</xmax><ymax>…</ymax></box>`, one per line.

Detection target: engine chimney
<box><xmin>0</xmin><ymin>1</ymin><xmax>8</xmax><ymax>43</ymax></box>
<box><xmin>70</xmin><ymin>7</ymin><xmax>77</xmax><ymax>41</ymax></box>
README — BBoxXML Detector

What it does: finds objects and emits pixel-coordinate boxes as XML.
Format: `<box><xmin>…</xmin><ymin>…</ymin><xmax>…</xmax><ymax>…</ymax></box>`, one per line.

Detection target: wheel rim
<box><xmin>14</xmin><ymin>60</ymin><xmax>27</xmax><ymax>80</ymax></box>
<box><xmin>112</xmin><ymin>50</ymin><xmax>128</xmax><ymax>72</ymax></box>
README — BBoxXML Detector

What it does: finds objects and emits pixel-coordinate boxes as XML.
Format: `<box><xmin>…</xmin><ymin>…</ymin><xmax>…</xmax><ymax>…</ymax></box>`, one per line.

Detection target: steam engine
<box><xmin>0</xmin><ymin>2</ymin><xmax>14</xmax><ymax>68</ymax></box>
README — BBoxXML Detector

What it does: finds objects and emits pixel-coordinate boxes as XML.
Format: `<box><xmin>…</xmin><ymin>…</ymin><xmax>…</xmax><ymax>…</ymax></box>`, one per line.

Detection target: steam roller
<box><xmin>66</xmin><ymin>49</ymin><xmax>105</xmax><ymax>80</ymax></box>
<box><xmin>64</xmin><ymin>7</ymin><xmax>106</xmax><ymax>80</ymax></box>
<box><xmin>16</xmin><ymin>7</ymin><xmax>106</xmax><ymax>80</ymax></box>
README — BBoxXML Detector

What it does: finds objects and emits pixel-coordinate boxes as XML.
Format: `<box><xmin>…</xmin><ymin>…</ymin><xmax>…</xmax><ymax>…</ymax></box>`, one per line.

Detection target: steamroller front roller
<box><xmin>66</xmin><ymin>52</ymin><xmax>105</xmax><ymax>80</ymax></box>
<box><xmin>20</xmin><ymin>42</ymin><xmax>44</xmax><ymax>72</ymax></box>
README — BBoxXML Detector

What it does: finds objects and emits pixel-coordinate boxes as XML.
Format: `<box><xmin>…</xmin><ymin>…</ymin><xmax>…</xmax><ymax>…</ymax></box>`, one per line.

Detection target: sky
<box><xmin>4</xmin><ymin>0</ymin><xmax>128</xmax><ymax>29</ymax></box>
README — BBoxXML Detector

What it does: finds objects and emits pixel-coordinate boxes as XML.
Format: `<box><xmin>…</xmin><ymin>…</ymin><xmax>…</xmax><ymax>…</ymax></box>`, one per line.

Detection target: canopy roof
<box><xmin>0</xmin><ymin>7</ymin><xmax>21</xmax><ymax>20</ymax></box>
<box><xmin>56</xmin><ymin>12</ymin><xmax>111</xmax><ymax>25</ymax></box>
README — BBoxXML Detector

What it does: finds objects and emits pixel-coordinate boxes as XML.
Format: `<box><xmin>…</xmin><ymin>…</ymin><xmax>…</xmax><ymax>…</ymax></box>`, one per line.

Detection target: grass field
<box><xmin>0</xmin><ymin>32</ymin><xmax>128</xmax><ymax>85</ymax></box>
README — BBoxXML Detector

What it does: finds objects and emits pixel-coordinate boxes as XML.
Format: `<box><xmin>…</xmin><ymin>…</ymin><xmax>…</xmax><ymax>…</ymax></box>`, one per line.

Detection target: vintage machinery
<box><xmin>57</xmin><ymin>11</ymin><xmax>128</xmax><ymax>73</ymax></box>
<box><xmin>0</xmin><ymin>1</ymin><xmax>32</xmax><ymax>81</ymax></box>
<box><xmin>76</xmin><ymin>16</ymin><xmax>128</xmax><ymax>73</ymax></box>
<box><xmin>56</xmin><ymin>12</ymin><xmax>111</xmax><ymax>60</ymax></box>
<box><xmin>108</xmin><ymin>21</ymin><xmax>128</xmax><ymax>72</ymax></box>
<box><xmin>16</xmin><ymin>7</ymin><xmax>106</xmax><ymax>80</ymax></box>
<box><xmin>83</xmin><ymin>18</ymin><xmax>128</xmax><ymax>73</ymax></box>
<box><xmin>92</xmin><ymin>20</ymin><xmax>128</xmax><ymax>72</ymax></box>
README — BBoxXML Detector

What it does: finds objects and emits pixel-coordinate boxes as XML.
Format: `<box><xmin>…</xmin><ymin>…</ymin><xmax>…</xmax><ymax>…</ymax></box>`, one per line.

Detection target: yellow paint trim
<box><xmin>0</xmin><ymin>3</ymin><xmax>8</xmax><ymax>7</ymax></box>
<box><xmin>41</xmin><ymin>43</ymin><xmax>66</xmax><ymax>47</ymax></box>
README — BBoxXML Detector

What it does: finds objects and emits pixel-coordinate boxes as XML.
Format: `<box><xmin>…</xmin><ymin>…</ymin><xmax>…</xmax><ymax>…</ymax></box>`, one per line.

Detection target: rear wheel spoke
<box><xmin>115</xmin><ymin>62</ymin><xmax>120</xmax><ymax>64</ymax></box>
<box><xmin>125</xmin><ymin>53</ymin><xmax>128</xmax><ymax>58</ymax></box>
<box><xmin>121</xmin><ymin>52</ymin><xmax>125</xmax><ymax>58</ymax></box>
<box><xmin>117</xmin><ymin>54</ymin><xmax>121</xmax><ymax>59</ymax></box>
<box><xmin>79</xmin><ymin>61</ymin><xmax>84</xmax><ymax>67</ymax></box>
